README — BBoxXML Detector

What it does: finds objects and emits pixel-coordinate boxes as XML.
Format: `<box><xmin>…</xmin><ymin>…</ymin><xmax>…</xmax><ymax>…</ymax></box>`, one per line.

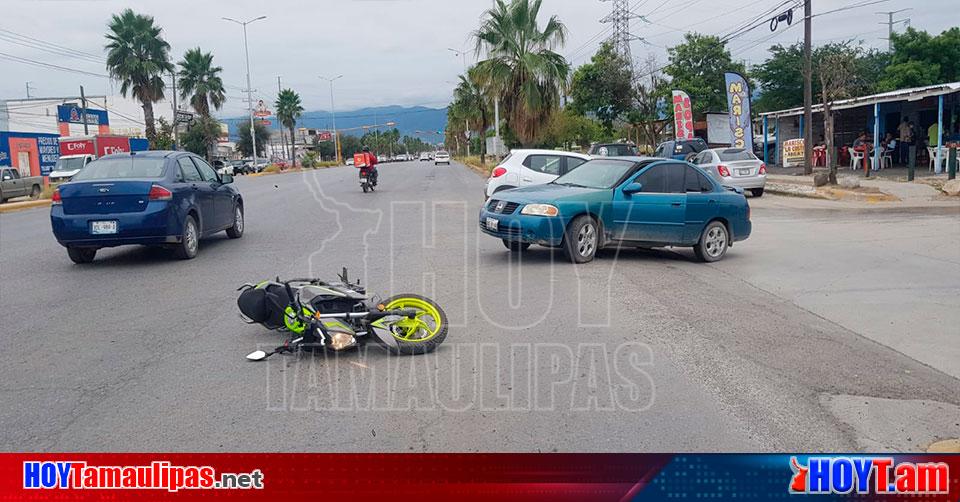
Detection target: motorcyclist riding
<box><xmin>358</xmin><ymin>146</ymin><xmax>378</xmax><ymax>186</ymax></box>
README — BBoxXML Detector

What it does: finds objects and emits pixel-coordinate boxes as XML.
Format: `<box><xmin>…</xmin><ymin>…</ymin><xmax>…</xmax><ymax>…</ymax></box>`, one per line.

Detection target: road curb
<box><xmin>765</xmin><ymin>182</ymin><xmax>899</xmax><ymax>203</ymax></box>
<box><xmin>0</xmin><ymin>199</ymin><xmax>51</xmax><ymax>213</ymax></box>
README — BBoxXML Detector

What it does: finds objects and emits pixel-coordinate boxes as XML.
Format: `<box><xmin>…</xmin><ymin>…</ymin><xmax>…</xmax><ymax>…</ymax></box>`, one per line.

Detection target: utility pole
<box><xmin>223</xmin><ymin>16</ymin><xmax>266</xmax><ymax>167</ymax></box>
<box><xmin>277</xmin><ymin>76</ymin><xmax>287</xmax><ymax>161</ymax></box>
<box><xmin>802</xmin><ymin>0</ymin><xmax>812</xmax><ymax>175</ymax></box>
<box><xmin>25</xmin><ymin>82</ymin><xmax>35</xmax><ymax>99</ymax></box>
<box><xmin>171</xmin><ymin>72</ymin><xmax>179</xmax><ymax>150</ymax></box>
<box><xmin>320</xmin><ymin>75</ymin><xmax>343</xmax><ymax>163</ymax></box>
<box><xmin>877</xmin><ymin>9</ymin><xmax>911</xmax><ymax>51</ymax></box>
<box><xmin>79</xmin><ymin>85</ymin><xmax>89</xmax><ymax>135</ymax></box>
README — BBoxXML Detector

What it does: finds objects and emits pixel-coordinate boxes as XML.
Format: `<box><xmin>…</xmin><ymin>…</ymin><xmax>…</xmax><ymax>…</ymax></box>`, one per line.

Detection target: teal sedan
<box><xmin>478</xmin><ymin>157</ymin><xmax>751</xmax><ymax>263</ymax></box>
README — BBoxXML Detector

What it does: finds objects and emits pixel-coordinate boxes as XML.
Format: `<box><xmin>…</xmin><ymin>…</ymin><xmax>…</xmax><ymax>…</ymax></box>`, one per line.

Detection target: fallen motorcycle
<box><xmin>237</xmin><ymin>268</ymin><xmax>447</xmax><ymax>361</ymax></box>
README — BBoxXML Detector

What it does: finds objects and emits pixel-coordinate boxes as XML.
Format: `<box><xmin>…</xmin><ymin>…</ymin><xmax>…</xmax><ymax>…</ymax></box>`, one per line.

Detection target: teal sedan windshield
<box><xmin>551</xmin><ymin>159</ymin><xmax>637</xmax><ymax>189</ymax></box>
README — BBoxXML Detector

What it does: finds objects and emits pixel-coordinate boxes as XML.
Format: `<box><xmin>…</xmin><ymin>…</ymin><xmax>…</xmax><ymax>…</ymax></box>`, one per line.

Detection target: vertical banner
<box><xmin>724</xmin><ymin>72</ymin><xmax>754</xmax><ymax>152</ymax></box>
<box><xmin>671</xmin><ymin>90</ymin><xmax>694</xmax><ymax>140</ymax></box>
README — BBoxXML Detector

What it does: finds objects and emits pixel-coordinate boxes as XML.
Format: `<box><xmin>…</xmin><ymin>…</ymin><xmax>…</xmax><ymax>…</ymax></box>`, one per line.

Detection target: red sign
<box><xmin>672</xmin><ymin>90</ymin><xmax>695</xmax><ymax>140</ymax></box>
<box><xmin>318</xmin><ymin>131</ymin><xmax>332</xmax><ymax>142</ymax></box>
<box><xmin>96</xmin><ymin>136</ymin><xmax>131</xmax><ymax>157</ymax></box>
<box><xmin>59</xmin><ymin>139</ymin><xmax>95</xmax><ymax>156</ymax></box>
<box><xmin>257</xmin><ymin>120</ymin><xmax>271</xmax><ymax>126</ymax></box>
<box><xmin>254</xmin><ymin>110</ymin><xmax>272</xmax><ymax>118</ymax></box>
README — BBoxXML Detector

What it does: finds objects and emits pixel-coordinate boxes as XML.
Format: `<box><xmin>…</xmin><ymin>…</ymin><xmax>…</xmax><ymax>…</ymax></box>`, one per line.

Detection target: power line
<box><xmin>0</xmin><ymin>51</ymin><xmax>109</xmax><ymax>78</ymax></box>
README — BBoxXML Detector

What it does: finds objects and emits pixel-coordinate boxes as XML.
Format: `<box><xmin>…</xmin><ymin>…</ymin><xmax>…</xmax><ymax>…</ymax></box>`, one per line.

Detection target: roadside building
<box><xmin>756</xmin><ymin>82</ymin><xmax>959</xmax><ymax>173</ymax></box>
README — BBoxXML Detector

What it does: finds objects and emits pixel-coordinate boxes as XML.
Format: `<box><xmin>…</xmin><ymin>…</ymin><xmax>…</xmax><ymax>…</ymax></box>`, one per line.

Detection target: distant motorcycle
<box><xmin>358</xmin><ymin>167</ymin><xmax>377</xmax><ymax>193</ymax></box>
<box><xmin>237</xmin><ymin>268</ymin><xmax>447</xmax><ymax>361</ymax></box>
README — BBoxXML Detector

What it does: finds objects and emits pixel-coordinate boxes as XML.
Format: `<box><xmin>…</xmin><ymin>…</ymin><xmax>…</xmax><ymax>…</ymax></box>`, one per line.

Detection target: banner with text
<box><xmin>672</xmin><ymin>90</ymin><xmax>694</xmax><ymax>140</ymax></box>
<box><xmin>724</xmin><ymin>72</ymin><xmax>754</xmax><ymax>152</ymax></box>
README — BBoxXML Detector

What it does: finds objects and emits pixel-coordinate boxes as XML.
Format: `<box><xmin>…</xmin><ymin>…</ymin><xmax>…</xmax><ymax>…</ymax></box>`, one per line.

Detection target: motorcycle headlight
<box><xmin>520</xmin><ymin>204</ymin><xmax>559</xmax><ymax>217</ymax></box>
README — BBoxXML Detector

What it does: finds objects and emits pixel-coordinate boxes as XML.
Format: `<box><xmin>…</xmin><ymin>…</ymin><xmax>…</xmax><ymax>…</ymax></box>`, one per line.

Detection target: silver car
<box><xmin>691</xmin><ymin>148</ymin><xmax>767</xmax><ymax>197</ymax></box>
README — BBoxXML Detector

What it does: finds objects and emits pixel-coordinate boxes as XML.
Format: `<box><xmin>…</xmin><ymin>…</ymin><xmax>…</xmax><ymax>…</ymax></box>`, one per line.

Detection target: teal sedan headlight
<box><xmin>520</xmin><ymin>204</ymin><xmax>559</xmax><ymax>217</ymax></box>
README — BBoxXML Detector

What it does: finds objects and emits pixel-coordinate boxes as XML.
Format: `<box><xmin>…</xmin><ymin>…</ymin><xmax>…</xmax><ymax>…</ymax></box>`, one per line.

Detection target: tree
<box><xmin>236</xmin><ymin>119</ymin><xmax>269</xmax><ymax>158</ymax></box>
<box><xmin>450</xmin><ymin>68</ymin><xmax>492</xmax><ymax>162</ymax></box>
<box><xmin>181</xmin><ymin>116</ymin><xmax>221</xmax><ymax>159</ymax></box>
<box><xmin>105</xmin><ymin>9</ymin><xmax>173</xmax><ymax>146</ymax></box>
<box><xmin>177</xmin><ymin>48</ymin><xmax>226</xmax><ymax>117</ymax></box>
<box><xmin>818</xmin><ymin>48</ymin><xmax>860</xmax><ymax>184</ymax></box>
<box><xmin>473</xmin><ymin>0</ymin><xmax>570</xmax><ymax>146</ymax></box>
<box><xmin>539</xmin><ymin>109</ymin><xmax>601</xmax><ymax>150</ymax></box>
<box><xmin>275</xmin><ymin>89</ymin><xmax>303</xmax><ymax>168</ymax></box>
<box><xmin>880</xmin><ymin>27</ymin><xmax>960</xmax><ymax>90</ymax></box>
<box><xmin>569</xmin><ymin>43</ymin><xmax>633</xmax><ymax>131</ymax></box>
<box><xmin>630</xmin><ymin>55</ymin><xmax>669</xmax><ymax>150</ymax></box>
<box><xmin>664</xmin><ymin>33</ymin><xmax>746</xmax><ymax>118</ymax></box>
<box><xmin>753</xmin><ymin>42</ymin><xmax>888</xmax><ymax>112</ymax></box>
<box><xmin>154</xmin><ymin>117</ymin><xmax>175</xmax><ymax>150</ymax></box>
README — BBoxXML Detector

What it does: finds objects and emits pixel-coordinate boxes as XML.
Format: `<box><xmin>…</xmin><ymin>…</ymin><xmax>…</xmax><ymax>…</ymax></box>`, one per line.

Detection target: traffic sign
<box><xmin>175</xmin><ymin>110</ymin><xmax>194</xmax><ymax>124</ymax></box>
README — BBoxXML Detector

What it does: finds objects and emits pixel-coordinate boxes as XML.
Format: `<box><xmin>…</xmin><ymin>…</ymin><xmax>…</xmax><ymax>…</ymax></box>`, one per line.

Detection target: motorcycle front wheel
<box><xmin>380</xmin><ymin>294</ymin><xmax>448</xmax><ymax>355</ymax></box>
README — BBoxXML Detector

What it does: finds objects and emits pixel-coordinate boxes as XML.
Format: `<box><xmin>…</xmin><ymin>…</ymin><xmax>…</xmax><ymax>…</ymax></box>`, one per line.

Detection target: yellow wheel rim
<box><xmin>384</xmin><ymin>297</ymin><xmax>443</xmax><ymax>342</ymax></box>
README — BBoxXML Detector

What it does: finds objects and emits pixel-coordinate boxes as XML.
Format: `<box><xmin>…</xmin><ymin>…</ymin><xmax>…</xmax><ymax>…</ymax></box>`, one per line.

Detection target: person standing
<box><xmin>898</xmin><ymin>118</ymin><xmax>913</xmax><ymax>165</ymax></box>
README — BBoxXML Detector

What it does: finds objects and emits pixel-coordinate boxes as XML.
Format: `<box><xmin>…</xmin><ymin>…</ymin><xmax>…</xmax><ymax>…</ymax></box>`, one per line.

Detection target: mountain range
<box><xmin>221</xmin><ymin>105</ymin><xmax>448</xmax><ymax>141</ymax></box>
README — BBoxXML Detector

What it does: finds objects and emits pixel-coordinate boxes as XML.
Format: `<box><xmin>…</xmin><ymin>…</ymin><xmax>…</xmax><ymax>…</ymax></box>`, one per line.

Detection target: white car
<box><xmin>419</xmin><ymin>152</ymin><xmax>431</xmax><ymax>162</ymax></box>
<box><xmin>484</xmin><ymin>149</ymin><xmax>592</xmax><ymax>198</ymax></box>
<box><xmin>691</xmin><ymin>147</ymin><xmax>767</xmax><ymax>197</ymax></box>
<box><xmin>48</xmin><ymin>154</ymin><xmax>94</xmax><ymax>183</ymax></box>
<box><xmin>434</xmin><ymin>151</ymin><xmax>451</xmax><ymax>165</ymax></box>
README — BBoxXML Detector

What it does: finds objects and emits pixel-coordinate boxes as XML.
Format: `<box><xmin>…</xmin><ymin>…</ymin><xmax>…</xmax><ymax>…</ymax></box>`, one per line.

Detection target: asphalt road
<box><xmin>1</xmin><ymin>160</ymin><xmax>957</xmax><ymax>452</ymax></box>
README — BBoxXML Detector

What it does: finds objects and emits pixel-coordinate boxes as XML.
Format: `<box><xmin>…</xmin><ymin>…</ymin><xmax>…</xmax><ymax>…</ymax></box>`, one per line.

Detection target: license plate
<box><xmin>737</xmin><ymin>168</ymin><xmax>752</xmax><ymax>176</ymax></box>
<box><xmin>360</xmin><ymin>178</ymin><xmax>368</xmax><ymax>183</ymax></box>
<box><xmin>485</xmin><ymin>217</ymin><xmax>498</xmax><ymax>231</ymax></box>
<box><xmin>90</xmin><ymin>221</ymin><xmax>117</xmax><ymax>235</ymax></box>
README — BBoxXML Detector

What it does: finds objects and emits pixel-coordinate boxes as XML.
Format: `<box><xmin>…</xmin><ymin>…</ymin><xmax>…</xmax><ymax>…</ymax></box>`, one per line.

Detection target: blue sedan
<box><xmin>51</xmin><ymin>151</ymin><xmax>244</xmax><ymax>263</ymax></box>
<box><xmin>479</xmin><ymin>157</ymin><xmax>751</xmax><ymax>263</ymax></box>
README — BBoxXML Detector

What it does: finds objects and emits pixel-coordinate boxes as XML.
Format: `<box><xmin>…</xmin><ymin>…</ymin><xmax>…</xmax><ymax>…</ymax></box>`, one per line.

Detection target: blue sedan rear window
<box><xmin>73</xmin><ymin>158</ymin><xmax>166</xmax><ymax>180</ymax></box>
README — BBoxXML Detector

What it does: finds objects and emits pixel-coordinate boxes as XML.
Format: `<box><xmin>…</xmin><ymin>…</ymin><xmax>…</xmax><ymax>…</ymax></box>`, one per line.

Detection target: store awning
<box><xmin>758</xmin><ymin>82</ymin><xmax>960</xmax><ymax>118</ymax></box>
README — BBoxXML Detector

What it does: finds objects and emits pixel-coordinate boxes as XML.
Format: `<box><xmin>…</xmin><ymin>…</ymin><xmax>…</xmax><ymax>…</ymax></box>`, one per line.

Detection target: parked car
<box><xmin>48</xmin><ymin>154</ymin><xmax>94</xmax><ymax>184</ymax></box>
<box><xmin>654</xmin><ymin>138</ymin><xmax>708</xmax><ymax>161</ymax></box>
<box><xmin>0</xmin><ymin>168</ymin><xmax>43</xmax><ymax>202</ymax></box>
<box><xmin>435</xmin><ymin>151</ymin><xmax>451</xmax><ymax>165</ymax></box>
<box><xmin>691</xmin><ymin>148</ymin><xmax>767</xmax><ymax>197</ymax></box>
<box><xmin>346</xmin><ymin>157</ymin><xmax>355</xmax><ymax>166</ymax></box>
<box><xmin>484</xmin><ymin>149</ymin><xmax>591</xmax><ymax>198</ymax></box>
<box><xmin>50</xmin><ymin>151</ymin><xmax>244</xmax><ymax>264</ymax></box>
<box><xmin>479</xmin><ymin>157</ymin><xmax>751</xmax><ymax>263</ymax></box>
<box><xmin>588</xmin><ymin>143</ymin><xmax>638</xmax><ymax>157</ymax></box>
<box><xmin>216</xmin><ymin>161</ymin><xmax>235</xmax><ymax>177</ymax></box>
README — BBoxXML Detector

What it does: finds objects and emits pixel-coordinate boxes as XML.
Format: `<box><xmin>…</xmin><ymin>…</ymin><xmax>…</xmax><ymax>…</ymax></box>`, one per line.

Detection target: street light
<box><xmin>319</xmin><ymin>74</ymin><xmax>344</xmax><ymax>163</ymax></box>
<box><xmin>447</xmin><ymin>48</ymin><xmax>467</xmax><ymax>72</ymax></box>
<box><xmin>223</xmin><ymin>15</ymin><xmax>266</xmax><ymax>168</ymax></box>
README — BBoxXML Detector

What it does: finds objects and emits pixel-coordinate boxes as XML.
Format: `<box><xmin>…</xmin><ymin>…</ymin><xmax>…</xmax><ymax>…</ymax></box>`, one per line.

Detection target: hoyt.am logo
<box><xmin>789</xmin><ymin>456</ymin><xmax>949</xmax><ymax>495</ymax></box>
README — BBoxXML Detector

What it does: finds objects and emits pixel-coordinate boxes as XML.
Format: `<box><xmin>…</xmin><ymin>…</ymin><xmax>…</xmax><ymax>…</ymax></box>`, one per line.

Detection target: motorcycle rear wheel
<box><xmin>381</xmin><ymin>294</ymin><xmax>447</xmax><ymax>355</ymax></box>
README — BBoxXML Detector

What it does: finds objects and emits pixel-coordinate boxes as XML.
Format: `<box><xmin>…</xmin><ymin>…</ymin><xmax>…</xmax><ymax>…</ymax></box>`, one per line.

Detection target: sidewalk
<box><xmin>765</xmin><ymin>169</ymin><xmax>959</xmax><ymax>210</ymax></box>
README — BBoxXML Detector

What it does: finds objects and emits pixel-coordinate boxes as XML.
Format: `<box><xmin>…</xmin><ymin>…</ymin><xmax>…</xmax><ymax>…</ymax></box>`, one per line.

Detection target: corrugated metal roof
<box><xmin>758</xmin><ymin>82</ymin><xmax>960</xmax><ymax>118</ymax></box>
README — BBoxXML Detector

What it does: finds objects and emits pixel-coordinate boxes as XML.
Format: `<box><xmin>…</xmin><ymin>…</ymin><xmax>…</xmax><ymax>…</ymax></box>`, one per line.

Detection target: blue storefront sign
<box><xmin>57</xmin><ymin>104</ymin><xmax>110</xmax><ymax>126</ymax></box>
<box><xmin>0</xmin><ymin>131</ymin><xmax>61</xmax><ymax>176</ymax></box>
<box><xmin>724</xmin><ymin>72</ymin><xmax>754</xmax><ymax>152</ymax></box>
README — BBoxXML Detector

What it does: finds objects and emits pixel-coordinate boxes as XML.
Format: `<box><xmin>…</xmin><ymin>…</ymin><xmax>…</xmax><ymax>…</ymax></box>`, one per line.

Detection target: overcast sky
<box><xmin>1</xmin><ymin>0</ymin><xmax>955</xmax><ymax>118</ymax></box>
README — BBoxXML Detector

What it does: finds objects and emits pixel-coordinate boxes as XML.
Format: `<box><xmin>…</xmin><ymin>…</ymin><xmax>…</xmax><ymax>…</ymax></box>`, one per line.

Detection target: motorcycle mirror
<box><xmin>246</xmin><ymin>350</ymin><xmax>268</xmax><ymax>361</ymax></box>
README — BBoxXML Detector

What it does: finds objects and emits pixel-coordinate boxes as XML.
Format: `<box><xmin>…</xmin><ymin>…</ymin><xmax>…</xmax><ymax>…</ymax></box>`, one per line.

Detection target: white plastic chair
<box><xmin>848</xmin><ymin>147</ymin><xmax>864</xmax><ymax>170</ymax></box>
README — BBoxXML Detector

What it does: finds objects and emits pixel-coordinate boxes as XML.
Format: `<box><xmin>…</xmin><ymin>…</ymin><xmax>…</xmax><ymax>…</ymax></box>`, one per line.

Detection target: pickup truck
<box><xmin>0</xmin><ymin>168</ymin><xmax>43</xmax><ymax>202</ymax></box>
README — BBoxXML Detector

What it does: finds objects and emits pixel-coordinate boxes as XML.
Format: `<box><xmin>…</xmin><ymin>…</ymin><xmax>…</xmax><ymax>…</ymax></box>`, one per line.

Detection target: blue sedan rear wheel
<box><xmin>563</xmin><ymin>215</ymin><xmax>599</xmax><ymax>264</ymax></box>
<box><xmin>694</xmin><ymin>221</ymin><xmax>728</xmax><ymax>262</ymax></box>
<box><xmin>173</xmin><ymin>215</ymin><xmax>199</xmax><ymax>260</ymax></box>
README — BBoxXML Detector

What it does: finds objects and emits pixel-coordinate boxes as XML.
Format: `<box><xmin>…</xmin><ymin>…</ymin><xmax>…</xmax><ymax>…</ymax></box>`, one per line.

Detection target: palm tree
<box><xmin>177</xmin><ymin>48</ymin><xmax>226</xmax><ymax>117</ymax></box>
<box><xmin>105</xmin><ymin>9</ymin><xmax>173</xmax><ymax>146</ymax></box>
<box><xmin>275</xmin><ymin>89</ymin><xmax>303</xmax><ymax>168</ymax></box>
<box><xmin>473</xmin><ymin>0</ymin><xmax>570</xmax><ymax>146</ymax></box>
<box><xmin>452</xmin><ymin>68</ymin><xmax>492</xmax><ymax>163</ymax></box>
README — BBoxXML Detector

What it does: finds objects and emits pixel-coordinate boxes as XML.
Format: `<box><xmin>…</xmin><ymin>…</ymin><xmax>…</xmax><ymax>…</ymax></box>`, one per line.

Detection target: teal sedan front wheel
<box><xmin>563</xmin><ymin>215</ymin><xmax>599</xmax><ymax>264</ymax></box>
